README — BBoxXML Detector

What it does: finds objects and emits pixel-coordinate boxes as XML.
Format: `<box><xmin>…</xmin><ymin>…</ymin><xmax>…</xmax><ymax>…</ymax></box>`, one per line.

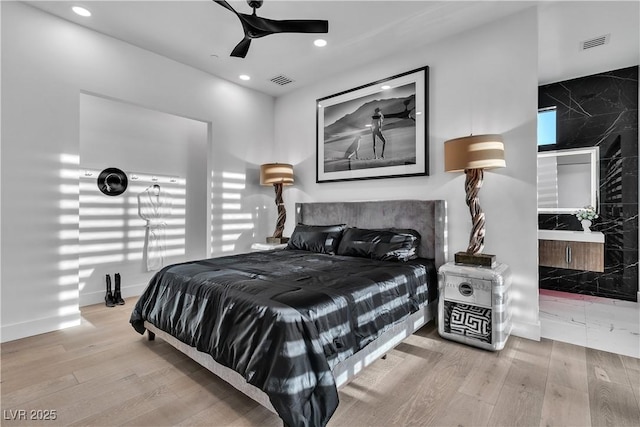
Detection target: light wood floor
<box><xmin>2</xmin><ymin>298</ymin><xmax>639</xmax><ymax>427</ymax></box>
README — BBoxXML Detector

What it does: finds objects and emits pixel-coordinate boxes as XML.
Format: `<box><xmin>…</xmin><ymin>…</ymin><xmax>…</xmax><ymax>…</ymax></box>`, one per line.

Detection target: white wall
<box><xmin>1</xmin><ymin>2</ymin><xmax>276</xmax><ymax>342</ymax></box>
<box><xmin>78</xmin><ymin>94</ymin><xmax>208</xmax><ymax>306</ymax></box>
<box><xmin>275</xmin><ymin>7</ymin><xmax>541</xmax><ymax>339</ymax></box>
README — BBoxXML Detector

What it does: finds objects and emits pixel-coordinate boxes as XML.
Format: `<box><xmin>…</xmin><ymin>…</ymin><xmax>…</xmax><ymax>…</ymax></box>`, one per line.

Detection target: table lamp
<box><xmin>260</xmin><ymin>163</ymin><xmax>294</xmax><ymax>244</ymax></box>
<box><xmin>444</xmin><ymin>134</ymin><xmax>505</xmax><ymax>267</ymax></box>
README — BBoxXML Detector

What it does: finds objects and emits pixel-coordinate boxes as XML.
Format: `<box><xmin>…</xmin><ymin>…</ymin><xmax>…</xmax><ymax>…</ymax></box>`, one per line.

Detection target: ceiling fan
<box><xmin>214</xmin><ymin>0</ymin><xmax>329</xmax><ymax>58</ymax></box>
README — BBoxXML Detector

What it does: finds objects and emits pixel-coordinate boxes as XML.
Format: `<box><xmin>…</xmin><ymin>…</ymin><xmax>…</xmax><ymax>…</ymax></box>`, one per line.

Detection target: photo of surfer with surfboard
<box><xmin>316</xmin><ymin>66</ymin><xmax>428</xmax><ymax>183</ymax></box>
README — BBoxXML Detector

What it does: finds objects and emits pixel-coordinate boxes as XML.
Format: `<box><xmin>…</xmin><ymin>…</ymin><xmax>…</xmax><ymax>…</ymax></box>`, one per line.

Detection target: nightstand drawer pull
<box><xmin>458</xmin><ymin>282</ymin><xmax>474</xmax><ymax>297</ymax></box>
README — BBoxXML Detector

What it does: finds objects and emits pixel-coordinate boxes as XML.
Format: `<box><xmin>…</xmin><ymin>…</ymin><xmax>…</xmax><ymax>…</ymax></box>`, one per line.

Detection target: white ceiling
<box><xmin>538</xmin><ymin>1</ymin><xmax>639</xmax><ymax>85</ymax></box>
<box><xmin>26</xmin><ymin>1</ymin><xmax>639</xmax><ymax>97</ymax></box>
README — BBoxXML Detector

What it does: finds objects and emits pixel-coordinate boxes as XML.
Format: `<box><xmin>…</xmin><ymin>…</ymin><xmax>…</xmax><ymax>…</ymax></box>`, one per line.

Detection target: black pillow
<box><xmin>337</xmin><ymin>227</ymin><xmax>421</xmax><ymax>261</ymax></box>
<box><xmin>287</xmin><ymin>224</ymin><xmax>347</xmax><ymax>254</ymax></box>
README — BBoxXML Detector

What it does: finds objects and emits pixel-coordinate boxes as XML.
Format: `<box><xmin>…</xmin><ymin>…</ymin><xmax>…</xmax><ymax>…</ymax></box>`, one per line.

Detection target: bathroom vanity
<box><xmin>538</xmin><ymin>230</ymin><xmax>604</xmax><ymax>272</ymax></box>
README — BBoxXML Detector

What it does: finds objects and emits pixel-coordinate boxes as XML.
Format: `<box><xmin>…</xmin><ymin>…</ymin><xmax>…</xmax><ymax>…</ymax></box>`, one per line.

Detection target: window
<box><xmin>538</xmin><ymin>107</ymin><xmax>557</xmax><ymax>146</ymax></box>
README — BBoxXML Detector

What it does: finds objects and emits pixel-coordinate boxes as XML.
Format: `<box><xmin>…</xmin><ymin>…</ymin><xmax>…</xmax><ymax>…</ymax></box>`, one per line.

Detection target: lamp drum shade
<box><xmin>260</xmin><ymin>163</ymin><xmax>294</xmax><ymax>186</ymax></box>
<box><xmin>444</xmin><ymin>134</ymin><xmax>505</xmax><ymax>172</ymax></box>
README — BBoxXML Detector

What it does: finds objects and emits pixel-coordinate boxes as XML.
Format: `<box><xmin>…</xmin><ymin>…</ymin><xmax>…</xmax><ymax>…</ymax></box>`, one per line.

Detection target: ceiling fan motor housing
<box><xmin>247</xmin><ymin>0</ymin><xmax>263</xmax><ymax>9</ymax></box>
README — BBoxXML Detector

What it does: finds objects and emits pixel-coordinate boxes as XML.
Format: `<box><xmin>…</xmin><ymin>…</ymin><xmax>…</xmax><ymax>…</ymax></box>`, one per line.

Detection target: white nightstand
<box><xmin>250</xmin><ymin>242</ymin><xmax>288</xmax><ymax>252</ymax></box>
<box><xmin>438</xmin><ymin>262</ymin><xmax>512</xmax><ymax>351</ymax></box>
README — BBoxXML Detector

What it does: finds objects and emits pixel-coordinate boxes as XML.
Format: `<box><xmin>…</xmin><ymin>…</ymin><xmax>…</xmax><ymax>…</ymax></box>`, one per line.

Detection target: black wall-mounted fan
<box><xmin>214</xmin><ymin>0</ymin><xmax>329</xmax><ymax>58</ymax></box>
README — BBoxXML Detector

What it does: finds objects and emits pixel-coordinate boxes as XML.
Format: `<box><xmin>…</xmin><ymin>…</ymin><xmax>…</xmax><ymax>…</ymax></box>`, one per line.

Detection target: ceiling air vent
<box><xmin>270</xmin><ymin>75</ymin><xmax>294</xmax><ymax>86</ymax></box>
<box><xmin>581</xmin><ymin>34</ymin><xmax>610</xmax><ymax>51</ymax></box>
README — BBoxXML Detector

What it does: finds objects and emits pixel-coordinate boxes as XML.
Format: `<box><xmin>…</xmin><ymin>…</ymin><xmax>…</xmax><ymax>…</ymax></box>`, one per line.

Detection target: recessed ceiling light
<box><xmin>72</xmin><ymin>6</ymin><xmax>91</xmax><ymax>17</ymax></box>
<box><xmin>239</xmin><ymin>74</ymin><xmax>251</xmax><ymax>81</ymax></box>
<box><xmin>381</xmin><ymin>85</ymin><xmax>391</xmax><ymax>90</ymax></box>
<box><xmin>314</xmin><ymin>39</ymin><xmax>327</xmax><ymax>47</ymax></box>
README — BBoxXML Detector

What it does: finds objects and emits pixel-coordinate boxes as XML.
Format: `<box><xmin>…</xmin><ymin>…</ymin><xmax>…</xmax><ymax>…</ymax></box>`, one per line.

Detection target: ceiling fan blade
<box><xmin>213</xmin><ymin>0</ymin><xmax>329</xmax><ymax>57</ymax></box>
<box><xmin>256</xmin><ymin>18</ymin><xmax>328</xmax><ymax>34</ymax></box>
<box><xmin>230</xmin><ymin>37</ymin><xmax>252</xmax><ymax>58</ymax></box>
<box><xmin>213</xmin><ymin>0</ymin><xmax>238</xmax><ymax>16</ymax></box>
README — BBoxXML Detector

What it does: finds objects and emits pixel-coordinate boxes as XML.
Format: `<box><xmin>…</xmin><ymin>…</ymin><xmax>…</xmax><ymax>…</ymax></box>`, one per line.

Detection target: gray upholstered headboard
<box><xmin>295</xmin><ymin>200</ymin><xmax>448</xmax><ymax>268</ymax></box>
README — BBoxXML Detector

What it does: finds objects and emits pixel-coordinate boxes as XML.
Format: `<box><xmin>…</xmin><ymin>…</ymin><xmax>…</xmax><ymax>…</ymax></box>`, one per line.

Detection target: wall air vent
<box><xmin>581</xmin><ymin>34</ymin><xmax>610</xmax><ymax>50</ymax></box>
<box><xmin>270</xmin><ymin>75</ymin><xmax>294</xmax><ymax>86</ymax></box>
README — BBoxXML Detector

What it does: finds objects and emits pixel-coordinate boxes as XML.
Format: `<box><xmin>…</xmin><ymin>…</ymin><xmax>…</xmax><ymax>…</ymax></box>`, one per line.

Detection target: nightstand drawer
<box><xmin>442</xmin><ymin>274</ymin><xmax>492</xmax><ymax>307</ymax></box>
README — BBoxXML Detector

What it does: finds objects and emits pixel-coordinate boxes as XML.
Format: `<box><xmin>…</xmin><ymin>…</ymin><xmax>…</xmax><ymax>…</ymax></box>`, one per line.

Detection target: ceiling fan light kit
<box><xmin>214</xmin><ymin>0</ymin><xmax>329</xmax><ymax>58</ymax></box>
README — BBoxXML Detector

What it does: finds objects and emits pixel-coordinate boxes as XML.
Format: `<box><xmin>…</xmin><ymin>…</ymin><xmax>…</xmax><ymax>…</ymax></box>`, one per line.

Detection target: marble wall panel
<box><xmin>538</xmin><ymin>66</ymin><xmax>638</xmax><ymax>301</ymax></box>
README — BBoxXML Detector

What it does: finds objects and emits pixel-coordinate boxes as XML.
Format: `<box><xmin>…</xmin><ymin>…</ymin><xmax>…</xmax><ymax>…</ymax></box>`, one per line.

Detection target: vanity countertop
<box><xmin>538</xmin><ymin>229</ymin><xmax>604</xmax><ymax>243</ymax></box>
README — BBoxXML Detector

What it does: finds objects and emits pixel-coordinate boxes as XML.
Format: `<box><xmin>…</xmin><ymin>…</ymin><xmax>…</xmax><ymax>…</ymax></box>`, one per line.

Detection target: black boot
<box><xmin>114</xmin><ymin>273</ymin><xmax>125</xmax><ymax>305</ymax></box>
<box><xmin>105</xmin><ymin>274</ymin><xmax>115</xmax><ymax>307</ymax></box>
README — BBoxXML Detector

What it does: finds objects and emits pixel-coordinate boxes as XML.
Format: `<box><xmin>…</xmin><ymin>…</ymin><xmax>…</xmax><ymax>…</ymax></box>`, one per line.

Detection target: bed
<box><xmin>130</xmin><ymin>199</ymin><xmax>447</xmax><ymax>427</ymax></box>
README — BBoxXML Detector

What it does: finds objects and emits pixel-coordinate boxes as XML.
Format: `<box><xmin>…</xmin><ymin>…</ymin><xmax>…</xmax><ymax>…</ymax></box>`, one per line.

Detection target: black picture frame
<box><xmin>316</xmin><ymin>66</ymin><xmax>429</xmax><ymax>183</ymax></box>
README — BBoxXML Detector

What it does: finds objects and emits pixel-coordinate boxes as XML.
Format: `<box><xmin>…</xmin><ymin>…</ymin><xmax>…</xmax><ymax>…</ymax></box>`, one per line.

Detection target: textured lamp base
<box><xmin>454</xmin><ymin>251</ymin><xmax>496</xmax><ymax>268</ymax></box>
<box><xmin>266</xmin><ymin>237</ymin><xmax>289</xmax><ymax>244</ymax></box>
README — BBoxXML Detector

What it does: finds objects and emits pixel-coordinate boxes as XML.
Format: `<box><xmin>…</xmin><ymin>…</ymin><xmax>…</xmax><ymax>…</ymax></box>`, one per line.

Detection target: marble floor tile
<box><xmin>586</xmin><ymin>325</ymin><xmax>640</xmax><ymax>358</ymax></box>
<box><xmin>540</xmin><ymin>315</ymin><xmax>588</xmax><ymax>348</ymax></box>
<box><xmin>539</xmin><ymin>289</ymin><xmax>590</xmax><ymax>307</ymax></box>
<box><xmin>584</xmin><ymin>301</ymin><xmax>640</xmax><ymax>331</ymax></box>
<box><xmin>539</xmin><ymin>298</ymin><xmax>587</xmax><ymax>326</ymax></box>
<box><xmin>539</xmin><ymin>289</ymin><xmax>640</xmax><ymax>359</ymax></box>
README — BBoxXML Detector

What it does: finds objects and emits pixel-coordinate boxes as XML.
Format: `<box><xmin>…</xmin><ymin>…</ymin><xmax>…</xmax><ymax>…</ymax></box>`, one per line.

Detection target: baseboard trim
<box><xmin>511</xmin><ymin>319</ymin><xmax>541</xmax><ymax>341</ymax></box>
<box><xmin>79</xmin><ymin>283</ymin><xmax>147</xmax><ymax>307</ymax></box>
<box><xmin>1</xmin><ymin>311</ymin><xmax>81</xmax><ymax>343</ymax></box>
<box><xmin>2</xmin><ymin>282</ymin><xmax>147</xmax><ymax>342</ymax></box>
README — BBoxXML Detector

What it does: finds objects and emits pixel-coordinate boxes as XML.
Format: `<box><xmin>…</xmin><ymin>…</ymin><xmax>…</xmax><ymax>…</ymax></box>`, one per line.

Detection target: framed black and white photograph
<box><xmin>316</xmin><ymin>66</ymin><xmax>428</xmax><ymax>183</ymax></box>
